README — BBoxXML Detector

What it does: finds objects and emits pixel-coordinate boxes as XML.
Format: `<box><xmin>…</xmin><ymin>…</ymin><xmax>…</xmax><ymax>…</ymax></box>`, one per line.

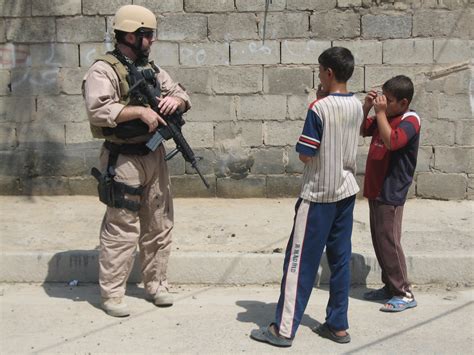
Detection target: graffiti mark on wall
<box><xmin>248</xmin><ymin>42</ymin><xmax>271</xmax><ymax>55</ymax></box>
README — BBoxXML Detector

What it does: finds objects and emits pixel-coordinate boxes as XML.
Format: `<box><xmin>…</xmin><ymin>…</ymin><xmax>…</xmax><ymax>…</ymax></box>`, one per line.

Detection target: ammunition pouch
<box><xmin>90</xmin><ymin>141</ymin><xmax>149</xmax><ymax>212</ymax></box>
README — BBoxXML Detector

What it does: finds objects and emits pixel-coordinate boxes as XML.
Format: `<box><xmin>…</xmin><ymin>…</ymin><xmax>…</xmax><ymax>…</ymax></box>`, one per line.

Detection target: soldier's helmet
<box><xmin>113</xmin><ymin>5</ymin><xmax>156</xmax><ymax>33</ymax></box>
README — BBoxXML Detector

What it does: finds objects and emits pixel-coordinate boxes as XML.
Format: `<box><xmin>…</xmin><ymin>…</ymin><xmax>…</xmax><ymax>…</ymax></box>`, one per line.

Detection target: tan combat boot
<box><xmin>153</xmin><ymin>285</ymin><xmax>173</xmax><ymax>307</ymax></box>
<box><xmin>101</xmin><ymin>297</ymin><xmax>130</xmax><ymax>317</ymax></box>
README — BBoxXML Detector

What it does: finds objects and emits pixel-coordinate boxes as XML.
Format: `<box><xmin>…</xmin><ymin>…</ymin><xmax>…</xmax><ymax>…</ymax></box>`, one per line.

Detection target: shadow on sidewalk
<box><xmin>41</xmin><ymin>249</ymin><xmax>145</xmax><ymax>312</ymax></box>
<box><xmin>236</xmin><ymin>300</ymin><xmax>319</xmax><ymax>330</ymax></box>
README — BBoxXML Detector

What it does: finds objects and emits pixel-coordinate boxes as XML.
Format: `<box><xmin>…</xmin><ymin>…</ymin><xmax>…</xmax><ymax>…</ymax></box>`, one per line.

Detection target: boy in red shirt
<box><xmin>361</xmin><ymin>75</ymin><xmax>421</xmax><ymax>312</ymax></box>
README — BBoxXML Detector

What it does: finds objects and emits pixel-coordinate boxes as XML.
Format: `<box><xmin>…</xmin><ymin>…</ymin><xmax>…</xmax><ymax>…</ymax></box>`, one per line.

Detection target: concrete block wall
<box><xmin>0</xmin><ymin>0</ymin><xmax>472</xmax><ymax>199</ymax></box>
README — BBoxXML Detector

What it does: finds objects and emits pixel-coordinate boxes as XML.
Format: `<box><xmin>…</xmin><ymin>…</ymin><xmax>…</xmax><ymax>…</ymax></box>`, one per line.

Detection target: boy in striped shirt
<box><xmin>361</xmin><ymin>75</ymin><xmax>421</xmax><ymax>312</ymax></box>
<box><xmin>250</xmin><ymin>47</ymin><xmax>363</xmax><ymax>347</ymax></box>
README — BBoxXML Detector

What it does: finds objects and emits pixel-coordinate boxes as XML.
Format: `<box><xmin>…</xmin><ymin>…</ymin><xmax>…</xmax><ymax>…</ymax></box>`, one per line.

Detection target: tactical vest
<box><xmin>89</xmin><ymin>52</ymin><xmax>160</xmax><ymax>143</ymax></box>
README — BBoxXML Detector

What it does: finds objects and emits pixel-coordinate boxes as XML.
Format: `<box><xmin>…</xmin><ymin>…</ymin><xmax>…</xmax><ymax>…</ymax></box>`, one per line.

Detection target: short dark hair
<box><xmin>382</xmin><ymin>75</ymin><xmax>414</xmax><ymax>104</ymax></box>
<box><xmin>318</xmin><ymin>47</ymin><xmax>354</xmax><ymax>83</ymax></box>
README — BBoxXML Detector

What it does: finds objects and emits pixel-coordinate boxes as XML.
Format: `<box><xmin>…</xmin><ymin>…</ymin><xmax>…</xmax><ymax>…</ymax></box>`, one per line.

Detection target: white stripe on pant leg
<box><xmin>279</xmin><ymin>200</ymin><xmax>310</xmax><ymax>338</ymax></box>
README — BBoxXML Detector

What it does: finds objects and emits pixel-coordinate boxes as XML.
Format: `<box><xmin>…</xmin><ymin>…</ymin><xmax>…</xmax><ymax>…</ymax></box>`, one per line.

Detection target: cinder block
<box><xmin>185</xmin><ymin>94</ymin><xmax>237</xmax><ymax>122</ymax></box>
<box><xmin>438</xmin><ymin>94</ymin><xmax>472</xmax><ymax>120</ymax></box>
<box><xmin>0</xmin><ymin>20</ymin><xmax>5</xmax><ymax>43</ymax></box>
<box><xmin>171</xmin><ymin>175</ymin><xmax>216</xmax><ymax>197</ymax></box>
<box><xmin>417</xmin><ymin>146</ymin><xmax>434</xmax><ymax>173</ymax></box>
<box><xmin>411</xmin><ymin>90</ymin><xmax>438</xmax><ymax>120</ymax></box>
<box><xmin>435</xmin><ymin>147</ymin><xmax>473</xmax><ymax>174</ymax></box>
<box><xmin>287</xmin><ymin>0</ymin><xmax>336</xmax><ymax>11</ymax></box>
<box><xmin>417</xmin><ymin>173</ymin><xmax>467</xmax><ymax>200</ymax></box>
<box><xmin>185</xmin><ymin>0</ymin><xmax>234</xmax><ymax>12</ymax></box>
<box><xmin>347</xmin><ymin>66</ymin><xmax>364</xmax><ymax>93</ymax></box>
<box><xmin>184</xmin><ymin>148</ymin><xmax>217</xmax><ymax>175</ymax></box>
<box><xmin>0</xmin><ymin>124</ymin><xmax>16</xmax><ymax>150</ymax></box>
<box><xmin>182</xmin><ymin>121</ymin><xmax>214</xmax><ymax>148</ymax></box>
<box><xmin>161</xmin><ymin>151</ymin><xmax>183</xmax><ymax>176</ymax></box>
<box><xmin>433</xmin><ymin>39</ymin><xmax>474</xmax><ymax>64</ymax></box>
<box><xmin>0</xmin><ymin>96</ymin><xmax>35</xmax><ymax>123</ymax></box>
<box><xmin>257</xmin><ymin>13</ymin><xmax>309</xmax><ymax>40</ymax></box>
<box><xmin>59</xmin><ymin>67</ymin><xmax>87</xmax><ymax>95</ymax></box>
<box><xmin>286</xmin><ymin>147</ymin><xmax>304</xmax><ymax>174</ymax></box>
<box><xmin>79</xmin><ymin>42</ymin><xmax>115</xmax><ymax>67</ymax></box>
<box><xmin>383</xmin><ymin>39</ymin><xmax>433</xmax><ymax>64</ymax></box>
<box><xmin>407</xmin><ymin>180</ymin><xmax>416</xmax><ymax>199</ymax></box>
<box><xmin>310</xmin><ymin>11</ymin><xmax>360</xmax><ymax>39</ymax></box>
<box><xmin>413</xmin><ymin>10</ymin><xmax>472</xmax><ymax>39</ymax></box>
<box><xmin>251</xmin><ymin>148</ymin><xmax>285</xmax><ymax>174</ymax></box>
<box><xmin>365</xmin><ymin>65</ymin><xmax>428</xmax><ymax>90</ymax></box>
<box><xmin>362</xmin><ymin>14</ymin><xmax>412</xmax><ymax>39</ymax></box>
<box><xmin>0</xmin><ymin>70</ymin><xmax>10</xmax><ymax>95</ymax></box>
<box><xmin>214</xmin><ymin>145</ymin><xmax>255</xmax><ymax>179</ymax></box>
<box><xmin>57</xmin><ymin>17</ymin><xmax>106</xmax><ymax>43</ymax></box>
<box><xmin>32</xmin><ymin>0</ymin><xmax>81</xmax><ymax>16</ymax></box>
<box><xmin>215</xmin><ymin>121</ymin><xmax>263</xmax><ymax>147</ymax></box>
<box><xmin>168</xmin><ymin>67</ymin><xmax>212</xmax><ymax>94</ymax></box>
<box><xmin>158</xmin><ymin>15</ymin><xmax>207</xmax><ymax>41</ymax></box>
<box><xmin>0</xmin><ymin>0</ymin><xmax>31</xmax><ymax>16</ymax></box>
<box><xmin>180</xmin><ymin>42</ymin><xmax>229</xmax><ymax>66</ymax></box>
<box><xmin>68</xmin><ymin>176</ymin><xmax>96</xmax><ymax>195</ymax></box>
<box><xmin>134</xmin><ymin>0</ymin><xmax>183</xmax><ymax>12</ymax></box>
<box><xmin>237</xmin><ymin>95</ymin><xmax>287</xmax><ymax>121</ymax></box>
<box><xmin>267</xmin><ymin>175</ymin><xmax>302</xmax><ymax>197</ymax></box>
<box><xmin>0</xmin><ymin>176</ymin><xmax>20</xmax><ymax>195</ymax></box>
<box><xmin>420</xmin><ymin>119</ymin><xmax>455</xmax><ymax>146</ymax></box>
<box><xmin>236</xmin><ymin>0</ymin><xmax>286</xmax><ymax>11</ymax></box>
<box><xmin>11</xmin><ymin>67</ymin><xmax>60</xmax><ymax>96</ymax></box>
<box><xmin>264</xmin><ymin>67</ymin><xmax>313</xmax><ymax>95</ymax></box>
<box><xmin>468</xmin><ymin>174</ymin><xmax>474</xmax><ymax>200</ymax></box>
<box><xmin>0</xmin><ymin>43</ymin><xmax>30</xmax><ymax>69</ymax></box>
<box><xmin>37</xmin><ymin>95</ymin><xmax>87</xmax><ymax>123</ymax></box>
<box><xmin>231</xmin><ymin>40</ymin><xmax>280</xmax><ymax>65</ymax></box>
<box><xmin>333</xmin><ymin>40</ymin><xmax>382</xmax><ymax>65</ymax></box>
<box><xmin>338</xmin><ymin>0</ymin><xmax>362</xmax><ymax>7</ymax></box>
<box><xmin>83</xmin><ymin>0</ymin><xmax>131</xmax><ymax>15</ymax></box>
<box><xmin>30</xmin><ymin>43</ymin><xmax>79</xmax><ymax>68</ymax></box>
<box><xmin>213</xmin><ymin>66</ymin><xmax>263</xmax><ymax>94</ymax></box>
<box><xmin>208</xmin><ymin>13</ymin><xmax>258</xmax><ymax>41</ymax></box>
<box><xmin>17</xmin><ymin>122</ymin><xmax>65</xmax><ymax>147</ymax></box>
<box><xmin>217</xmin><ymin>176</ymin><xmax>266</xmax><ymax>198</ymax></box>
<box><xmin>150</xmin><ymin>42</ymin><xmax>179</xmax><ymax>67</ymax></box>
<box><xmin>24</xmin><ymin>148</ymin><xmax>88</xmax><ymax>177</ymax></box>
<box><xmin>288</xmin><ymin>95</ymin><xmax>314</xmax><ymax>120</ymax></box>
<box><xmin>20</xmin><ymin>177</ymin><xmax>71</xmax><ymax>196</ymax></box>
<box><xmin>65</xmin><ymin>122</ymin><xmax>99</xmax><ymax>145</ymax></box>
<box><xmin>282</xmin><ymin>40</ymin><xmax>330</xmax><ymax>64</ymax></box>
<box><xmin>264</xmin><ymin>121</ymin><xmax>303</xmax><ymax>146</ymax></box>
<box><xmin>455</xmin><ymin>120</ymin><xmax>474</xmax><ymax>146</ymax></box>
<box><xmin>0</xmin><ymin>150</ymin><xmax>26</xmax><ymax>176</ymax></box>
<box><xmin>6</xmin><ymin>18</ymin><xmax>56</xmax><ymax>43</ymax></box>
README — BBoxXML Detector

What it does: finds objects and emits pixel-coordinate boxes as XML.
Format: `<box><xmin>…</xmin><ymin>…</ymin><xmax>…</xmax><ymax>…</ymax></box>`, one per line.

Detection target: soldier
<box><xmin>82</xmin><ymin>4</ymin><xmax>191</xmax><ymax>317</ymax></box>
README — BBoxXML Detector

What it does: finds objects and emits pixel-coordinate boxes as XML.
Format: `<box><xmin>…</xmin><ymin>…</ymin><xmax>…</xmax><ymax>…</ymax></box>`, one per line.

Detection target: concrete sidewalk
<box><xmin>0</xmin><ymin>283</ymin><xmax>473</xmax><ymax>354</ymax></box>
<box><xmin>0</xmin><ymin>196</ymin><xmax>473</xmax><ymax>285</ymax></box>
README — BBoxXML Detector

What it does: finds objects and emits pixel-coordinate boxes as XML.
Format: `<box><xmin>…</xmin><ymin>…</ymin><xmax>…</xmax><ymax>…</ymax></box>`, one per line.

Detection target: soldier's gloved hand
<box><xmin>158</xmin><ymin>96</ymin><xmax>184</xmax><ymax>116</ymax></box>
<box><xmin>140</xmin><ymin>106</ymin><xmax>166</xmax><ymax>132</ymax></box>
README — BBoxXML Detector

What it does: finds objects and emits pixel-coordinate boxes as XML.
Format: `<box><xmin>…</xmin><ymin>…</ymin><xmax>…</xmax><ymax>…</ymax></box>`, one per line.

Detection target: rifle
<box><xmin>118</xmin><ymin>72</ymin><xmax>210</xmax><ymax>189</ymax></box>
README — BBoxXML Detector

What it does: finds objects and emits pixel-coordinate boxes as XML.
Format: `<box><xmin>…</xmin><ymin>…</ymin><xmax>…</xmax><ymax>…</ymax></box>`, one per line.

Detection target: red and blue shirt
<box><xmin>362</xmin><ymin>111</ymin><xmax>421</xmax><ymax>206</ymax></box>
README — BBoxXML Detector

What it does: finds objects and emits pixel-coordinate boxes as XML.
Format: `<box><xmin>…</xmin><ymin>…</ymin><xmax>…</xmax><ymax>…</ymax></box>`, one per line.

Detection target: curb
<box><xmin>1</xmin><ymin>251</ymin><xmax>473</xmax><ymax>285</ymax></box>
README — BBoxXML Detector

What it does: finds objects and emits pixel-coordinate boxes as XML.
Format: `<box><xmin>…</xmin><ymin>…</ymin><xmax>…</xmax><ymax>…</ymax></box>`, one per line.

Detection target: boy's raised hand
<box><xmin>316</xmin><ymin>83</ymin><xmax>329</xmax><ymax>99</ymax></box>
<box><xmin>374</xmin><ymin>94</ymin><xmax>387</xmax><ymax>114</ymax></box>
<box><xmin>363</xmin><ymin>90</ymin><xmax>377</xmax><ymax>110</ymax></box>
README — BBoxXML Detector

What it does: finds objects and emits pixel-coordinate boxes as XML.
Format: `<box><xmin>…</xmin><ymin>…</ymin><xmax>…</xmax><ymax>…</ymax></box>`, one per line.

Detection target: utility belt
<box><xmin>90</xmin><ymin>141</ymin><xmax>150</xmax><ymax>212</ymax></box>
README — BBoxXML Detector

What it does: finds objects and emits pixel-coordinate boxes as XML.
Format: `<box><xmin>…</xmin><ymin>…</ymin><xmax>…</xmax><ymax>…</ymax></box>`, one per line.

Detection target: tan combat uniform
<box><xmin>82</xmin><ymin>58</ymin><xmax>191</xmax><ymax>299</ymax></box>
